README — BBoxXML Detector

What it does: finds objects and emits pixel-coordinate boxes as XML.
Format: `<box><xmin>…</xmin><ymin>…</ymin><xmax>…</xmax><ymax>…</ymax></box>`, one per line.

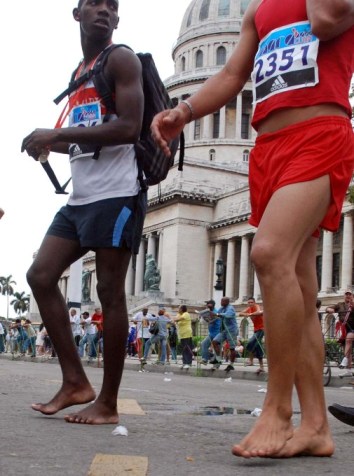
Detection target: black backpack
<box><xmin>50</xmin><ymin>44</ymin><xmax>184</xmax><ymax>193</ymax></box>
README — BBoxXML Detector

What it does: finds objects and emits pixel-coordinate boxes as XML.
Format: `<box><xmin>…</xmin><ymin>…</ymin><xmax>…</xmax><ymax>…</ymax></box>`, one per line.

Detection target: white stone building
<box><xmin>30</xmin><ymin>0</ymin><xmax>354</xmax><ymax>338</ymax></box>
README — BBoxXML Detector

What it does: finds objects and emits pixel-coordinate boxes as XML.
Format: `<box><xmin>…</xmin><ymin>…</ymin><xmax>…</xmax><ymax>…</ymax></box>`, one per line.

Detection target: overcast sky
<box><xmin>0</xmin><ymin>0</ymin><xmax>191</xmax><ymax>317</ymax></box>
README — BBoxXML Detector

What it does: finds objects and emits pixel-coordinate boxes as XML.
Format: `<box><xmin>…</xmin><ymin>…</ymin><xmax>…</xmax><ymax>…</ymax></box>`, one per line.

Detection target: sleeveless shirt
<box><xmin>252</xmin><ymin>0</ymin><xmax>354</xmax><ymax>130</ymax></box>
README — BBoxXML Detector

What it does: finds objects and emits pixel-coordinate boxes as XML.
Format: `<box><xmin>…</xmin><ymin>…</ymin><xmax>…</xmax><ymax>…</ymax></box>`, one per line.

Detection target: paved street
<box><xmin>0</xmin><ymin>357</ymin><xmax>353</xmax><ymax>476</ymax></box>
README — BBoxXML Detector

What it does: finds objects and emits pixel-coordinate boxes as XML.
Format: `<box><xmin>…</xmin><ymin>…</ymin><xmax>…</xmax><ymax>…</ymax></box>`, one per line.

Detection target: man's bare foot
<box><xmin>232</xmin><ymin>411</ymin><xmax>293</xmax><ymax>458</ymax></box>
<box><xmin>64</xmin><ymin>399</ymin><xmax>119</xmax><ymax>425</ymax></box>
<box><xmin>275</xmin><ymin>426</ymin><xmax>335</xmax><ymax>457</ymax></box>
<box><xmin>31</xmin><ymin>383</ymin><xmax>96</xmax><ymax>415</ymax></box>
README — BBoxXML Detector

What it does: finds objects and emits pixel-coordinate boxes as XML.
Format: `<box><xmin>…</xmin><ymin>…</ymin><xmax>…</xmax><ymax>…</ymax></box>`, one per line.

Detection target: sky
<box><xmin>0</xmin><ymin>0</ymin><xmax>192</xmax><ymax>318</ymax></box>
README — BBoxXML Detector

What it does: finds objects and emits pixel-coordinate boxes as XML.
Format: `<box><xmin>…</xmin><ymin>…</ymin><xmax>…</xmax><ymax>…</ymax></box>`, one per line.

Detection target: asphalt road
<box><xmin>0</xmin><ymin>358</ymin><xmax>353</xmax><ymax>476</ymax></box>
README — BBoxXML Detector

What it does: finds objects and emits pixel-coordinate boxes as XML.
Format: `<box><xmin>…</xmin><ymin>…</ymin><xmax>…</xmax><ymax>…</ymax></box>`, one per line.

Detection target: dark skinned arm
<box><xmin>21</xmin><ymin>46</ymin><xmax>144</xmax><ymax>159</ymax></box>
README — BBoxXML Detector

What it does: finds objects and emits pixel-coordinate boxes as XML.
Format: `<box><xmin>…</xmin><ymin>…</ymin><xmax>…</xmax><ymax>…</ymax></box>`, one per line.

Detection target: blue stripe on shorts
<box><xmin>112</xmin><ymin>206</ymin><xmax>132</xmax><ymax>247</ymax></box>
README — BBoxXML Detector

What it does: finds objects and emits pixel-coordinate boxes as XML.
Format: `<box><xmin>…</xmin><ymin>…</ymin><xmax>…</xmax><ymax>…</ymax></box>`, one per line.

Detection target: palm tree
<box><xmin>11</xmin><ymin>291</ymin><xmax>30</xmax><ymax>318</ymax></box>
<box><xmin>0</xmin><ymin>275</ymin><xmax>17</xmax><ymax>319</ymax></box>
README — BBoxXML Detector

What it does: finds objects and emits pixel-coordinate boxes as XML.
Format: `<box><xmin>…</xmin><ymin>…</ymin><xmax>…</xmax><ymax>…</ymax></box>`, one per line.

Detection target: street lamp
<box><xmin>215</xmin><ymin>258</ymin><xmax>224</xmax><ymax>291</ymax></box>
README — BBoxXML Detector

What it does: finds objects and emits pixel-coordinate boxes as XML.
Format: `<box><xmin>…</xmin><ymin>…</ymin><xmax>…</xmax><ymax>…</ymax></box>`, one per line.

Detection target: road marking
<box><xmin>88</xmin><ymin>454</ymin><xmax>148</xmax><ymax>476</ymax></box>
<box><xmin>118</xmin><ymin>399</ymin><xmax>146</xmax><ymax>416</ymax></box>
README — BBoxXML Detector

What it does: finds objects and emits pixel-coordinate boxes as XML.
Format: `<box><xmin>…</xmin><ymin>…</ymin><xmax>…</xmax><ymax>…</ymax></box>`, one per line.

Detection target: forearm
<box><xmin>307</xmin><ymin>0</ymin><xmax>354</xmax><ymax>40</ymax></box>
<box><xmin>55</xmin><ymin>119</ymin><xmax>140</xmax><ymax>147</ymax></box>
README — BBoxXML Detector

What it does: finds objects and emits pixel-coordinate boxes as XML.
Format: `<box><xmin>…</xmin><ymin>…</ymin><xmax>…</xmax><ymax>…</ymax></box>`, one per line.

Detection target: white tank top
<box><xmin>67</xmin><ymin>77</ymin><xmax>140</xmax><ymax>206</ymax></box>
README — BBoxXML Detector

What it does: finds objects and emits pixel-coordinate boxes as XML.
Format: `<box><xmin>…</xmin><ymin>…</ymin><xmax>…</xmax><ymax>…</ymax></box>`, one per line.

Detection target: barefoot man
<box><xmin>21</xmin><ymin>0</ymin><xmax>146</xmax><ymax>424</ymax></box>
<box><xmin>151</xmin><ymin>0</ymin><xmax>354</xmax><ymax>458</ymax></box>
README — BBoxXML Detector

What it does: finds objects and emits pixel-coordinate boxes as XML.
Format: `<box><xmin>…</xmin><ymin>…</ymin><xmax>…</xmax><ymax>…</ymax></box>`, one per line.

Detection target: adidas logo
<box><xmin>270</xmin><ymin>75</ymin><xmax>288</xmax><ymax>92</ymax></box>
<box><xmin>72</xmin><ymin>144</ymin><xmax>82</xmax><ymax>157</ymax></box>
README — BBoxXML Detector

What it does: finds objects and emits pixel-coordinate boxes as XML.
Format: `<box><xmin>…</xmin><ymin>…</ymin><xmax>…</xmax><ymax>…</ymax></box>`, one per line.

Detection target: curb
<box><xmin>1</xmin><ymin>353</ymin><xmax>350</xmax><ymax>387</ymax></box>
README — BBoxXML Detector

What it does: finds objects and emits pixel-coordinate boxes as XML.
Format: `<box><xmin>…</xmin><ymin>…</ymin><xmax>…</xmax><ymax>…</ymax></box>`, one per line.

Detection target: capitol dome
<box><xmin>178</xmin><ymin>0</ymin><xmax>248</xmax><ymax>42</ymax></box>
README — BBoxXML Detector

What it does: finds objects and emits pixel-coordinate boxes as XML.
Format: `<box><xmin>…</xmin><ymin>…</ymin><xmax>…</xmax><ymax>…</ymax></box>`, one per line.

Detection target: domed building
<box><xmin>30</xmin><ymin>0</ymin><xmax>354</xmax><ymax>340</ymax></box>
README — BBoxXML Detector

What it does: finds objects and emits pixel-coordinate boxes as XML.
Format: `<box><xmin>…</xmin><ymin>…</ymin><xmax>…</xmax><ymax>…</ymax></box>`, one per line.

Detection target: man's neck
<box><xmin>81</xmin><ymin>36</ymin><xmax>113</xmax><ymax>63</ymax></box>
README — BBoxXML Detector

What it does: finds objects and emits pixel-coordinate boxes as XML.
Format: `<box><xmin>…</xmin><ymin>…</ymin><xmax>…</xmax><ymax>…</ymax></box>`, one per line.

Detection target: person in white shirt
<box><xmin>133</xmin><ymin>308</ymin><xmax>153</xmax><ymax>359</ymax></box>
<box><xmin>79</xmin><ymin>312</ymin><xmax>97</xmax><ymax>361</ymax></box>
<box><xmin>69</xmin><ymin>308</ymin><xmax>82</xmax><ymax>348</ymax></box>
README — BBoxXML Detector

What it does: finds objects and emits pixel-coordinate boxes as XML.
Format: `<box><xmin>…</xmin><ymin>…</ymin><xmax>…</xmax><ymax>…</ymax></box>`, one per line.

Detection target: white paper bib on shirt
<box><xmin>252</xmin><ymin>21</ymin><xmax>319</xmax><ymax>104</ymax></box>
<box><xmin>69</xmin><ymin>101</ymin><xmax>102</xmax><ymax>127</ymax></box>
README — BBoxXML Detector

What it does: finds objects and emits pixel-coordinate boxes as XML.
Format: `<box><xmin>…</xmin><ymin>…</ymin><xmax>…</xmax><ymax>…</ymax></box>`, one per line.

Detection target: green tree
<box><xmin>10</xmin><ymin>291</ymin><xmax>30</xmax><ymax>317</ymax></box>
<box><xmin>0</xmin><ymin>275</ymin><xmax>17</xmax><ymax>319</ymax></box>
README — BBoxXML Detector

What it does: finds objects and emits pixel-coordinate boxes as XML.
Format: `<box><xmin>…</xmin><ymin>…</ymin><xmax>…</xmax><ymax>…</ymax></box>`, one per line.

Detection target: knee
<box><xmin>26</xmin><ymin>264</ymin><xmax>56</xmax><ymax>292</ymax></box>
<box><xmin>96</xmin><ymin>280</ymin><xmax>125</xmax><ymax>307</ymax></box>
<box><xmin>250</xmin><ymin>239</ymin><xmax>287</xmax><ymax>279</ymax></box>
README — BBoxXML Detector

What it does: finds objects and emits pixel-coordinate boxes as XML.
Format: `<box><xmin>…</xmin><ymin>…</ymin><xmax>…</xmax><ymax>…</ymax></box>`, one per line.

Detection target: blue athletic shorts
<box><xmin>46</xmin><ymin>192</ymin><xmax>147</xmax><ymax>254</ymax></box>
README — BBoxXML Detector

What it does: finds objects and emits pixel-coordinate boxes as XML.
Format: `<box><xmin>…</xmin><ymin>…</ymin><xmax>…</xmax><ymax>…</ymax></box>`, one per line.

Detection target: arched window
<box><xmin>240</xmin><ymin>0</ymin><xmax>251</xmax><ymax>14</ymax></box>
<box><xmin>242</xmin><ymin>149</ymin><xmax>250</xmax><ymax>162</ymax></box>
<box><xmin>218</xmin><ymin>0</ymin><xmax>230</xmax><ymax>16</ymax></box>
<box><xmin>216</xmin><ymin>46</ymin><xmax>226</xmax><ymax>65</ymax></box>
<box><xmin>181</xmin><ymin>56</ymin><xmax>186</xmax><ymax>72</ymax></box>
<box><xmin>186</xmin><ymin>2</ymin><xmax>195</xmax><ymax>27</ymax></box>
<box><xmin>199</xmin><ymin>0</ymin><xmax>211</xmax><ymax>20</ymax></box>
<box><xmin>196</xmin><ymin>49</ymin><xmax>203</xmax><ymax>68</ymax></box>
<box><xmin>209</xmin><ymin>149</ymin><xmax>216</xmax><ymax>161</ymax></box>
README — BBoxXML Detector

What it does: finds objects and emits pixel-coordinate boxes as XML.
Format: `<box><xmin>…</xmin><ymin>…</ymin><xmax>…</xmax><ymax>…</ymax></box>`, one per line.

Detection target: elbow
<box><xmin>309</xmin><ymin>2</ymin><xmax>353</xmax><ymax>40</ymax></box>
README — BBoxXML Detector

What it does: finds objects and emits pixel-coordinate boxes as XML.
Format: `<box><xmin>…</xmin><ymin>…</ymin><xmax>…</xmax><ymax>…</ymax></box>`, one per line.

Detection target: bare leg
<box><xmin>276</xmin><ymin>237</ymin><xmax>334</xmax><ymax>457</ymax></box>
<box><xmin>232</xmin><ymin>176</ymin><xmax>331</xmax><ymax>458</ymax></box>
<box><xmin>27</xmin><ymin>236</ymin><xmax>96</xmax><ymax>415</ymax></box>
<box><xmin>65</xmin><ymin>247</ymin><xmax>131</xmax><ymax>424</ymax></box>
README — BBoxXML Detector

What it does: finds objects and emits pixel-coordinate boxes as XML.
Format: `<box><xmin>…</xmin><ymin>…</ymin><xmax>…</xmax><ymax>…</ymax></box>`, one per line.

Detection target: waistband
<box><xmin>255</xmin><ymin>116</ymin><xmax>352</xmax><ymax>145</ymax></box>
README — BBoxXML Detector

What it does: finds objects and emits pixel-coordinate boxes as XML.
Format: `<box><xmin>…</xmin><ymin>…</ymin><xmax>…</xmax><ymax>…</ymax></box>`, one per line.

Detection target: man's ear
<box><xmin>115</xmin><ymin>16</ymin><xmax>120</xmax><ymax>29</ymax></box>
<box><xmin>73</xmin><ymin>8</ymin><xmax>80</xmax><ymax>21</ymax></box>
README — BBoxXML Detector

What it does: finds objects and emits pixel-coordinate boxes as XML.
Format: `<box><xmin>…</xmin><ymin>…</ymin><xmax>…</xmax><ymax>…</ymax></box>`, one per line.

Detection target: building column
<box><xmin>253</xmin><ymin>271</ymin><xmax>261</xmax><ymax>301</ymax></box>
<box><xmin>134</xmin><ymin>240</ymin><xmax>145</xmax><ymax>295</ymax></box>
<box><xmin>238</xmin><ymin>235</ymin><xmax>250</xmax><ymax>302</ymax></box>
<box><xmin>125</xmin><ymin>259</ymin><xmax>134</xmax><ymax>296</ymax></box>
<box><xmin>147</xmin><ymin>233</ymin><xmax>156</xmax><ymax>260</ymax></box>
<box><xmin>235</xmin><ymin>92</ymin><xmax>243</xmax><ymax>140</ymax></box>
<box><xmin>340</xmin><ymin>212</ymin><xmax>353</xmax><ymax>292</ymax></box>
<box><xmin>225</xmin><ymin>239</ymin><xmax>236</xmax><ymax>299</ymax></box>
<box><xmin>202</xmin><ymin>115</ymin><xmax>211</xmax><ymax>139</ymax></box>
<box><xmin>67</xmin><ymin>258</ymin><xmax>83</xmax><ymax>311</ymax></box>
<box><xmin>320</xmin><ymin>231</ymin><xmax>333</xmax><ymax>294</ymax></box>
<box><xmin>219</xmin><ymin>106</ymin><xmax>226</xmax><ymax>139</ymax></box>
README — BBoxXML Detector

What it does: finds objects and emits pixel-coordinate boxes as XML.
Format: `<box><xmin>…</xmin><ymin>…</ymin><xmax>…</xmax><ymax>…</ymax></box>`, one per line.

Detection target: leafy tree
<box><xmin>0</xmin><ymin>275</ymin><xmax>17</xmax><ymax>319</ymax></box>
<box><xmin>10</xmin><ymin>291</ymin><xmax>30</xmax><ymax>317</ymax></box>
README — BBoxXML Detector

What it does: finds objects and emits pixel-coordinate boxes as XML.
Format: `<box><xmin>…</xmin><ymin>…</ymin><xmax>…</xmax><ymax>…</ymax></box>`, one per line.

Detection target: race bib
<box><xmin>69</xmin><ymin>102</ymin><xmax>103</xmax><ymax>160</ymax></box>
<box><xmin>252</xmin><ymin>21</ymin><xmax>319</xmax><ymax>104</ymax></box>
<box><xmin>69</xmin><ymin>102</ymin><xmax>102</xmax><ymax>127</ymax></box>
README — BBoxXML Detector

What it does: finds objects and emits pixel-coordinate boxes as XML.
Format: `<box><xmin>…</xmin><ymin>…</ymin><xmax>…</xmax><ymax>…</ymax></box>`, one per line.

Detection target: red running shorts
<box><xmin>249</xmin><ymin>116</ymin><xmax>354</xmax><ymax>235</ymax></box>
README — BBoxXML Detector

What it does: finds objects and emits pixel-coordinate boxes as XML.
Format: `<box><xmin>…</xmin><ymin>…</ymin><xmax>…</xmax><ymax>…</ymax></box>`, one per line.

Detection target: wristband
<box><xmin>180</xmin><ymin>99</ymin><xmax>194</xmax><ymax>123</ymax></box>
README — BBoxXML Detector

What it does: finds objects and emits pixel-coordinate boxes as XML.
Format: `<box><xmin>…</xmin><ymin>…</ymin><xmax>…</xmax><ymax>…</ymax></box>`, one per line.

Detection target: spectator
<box><xmin>173</xmin><ymin>305</ymin><xmax>193</xmax><ymax>369</ymax></box>
<box><xmin>200</xmin><ymin>299</ymin><xmax>221</xmax><ymax>365</ymax></box>
<box><xmin>10</xmin><ymin>319</ymin><xmax>28</xmax><ymax>356</ymax></box>
<box><xmin>141</xmin><ymin>309</ymin><xmax>171</xmax><ymax>365</ymax></box>
<box><xmin>23</xmin><ymin>319</ymin><xmax>37</xmax><ymax>357</ymax></box>
<box><xmin>126</xmin><ymin>323</ymin><xmax>137</xmax><ymax>357</ymax></box>
<box><xmin>239</xmin><ymin>297</ymin><xmax>265</xmax><ymax>374</ymax></box>
<box><xmin>91</xmin><ymin>307</ymin><xmax>104</xmax><ymax>356</ymax></box>
<box><xmin>326</xmin><ymin>289</ymin><xmax>353</xmax><ymax>371</ymax></box>
<box><xmin>69</xmin><ymin>308</ymin><xmax>82</xmax><ymax>349</ymax></box>
<box><xmin>79</xmin><ymin>312</ymin><xmax>98</xmax><ymax>362</ymax></box>
<box><xmin>36</xmin><ymin>324</ymin><xmax>47</xmax><ymax>356</ymax></box>
<box><xmin>133</xmin><ymin>307</ymin><xmax>153</xmax><ymax>360</ymax></box>
<box><xmin>211</xmin><ymin>297</ymin><xmax>238</xmax><ymax>372</ymax></box>
<box><xmin>0</xmin><ymin>321</ymin><xmax>5</xmax><ymax>354</ymax></box>
<box><xmin>168</xmin><ymin>322</ymin><xmax>178</xmax><ymax>364</ymax></box>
